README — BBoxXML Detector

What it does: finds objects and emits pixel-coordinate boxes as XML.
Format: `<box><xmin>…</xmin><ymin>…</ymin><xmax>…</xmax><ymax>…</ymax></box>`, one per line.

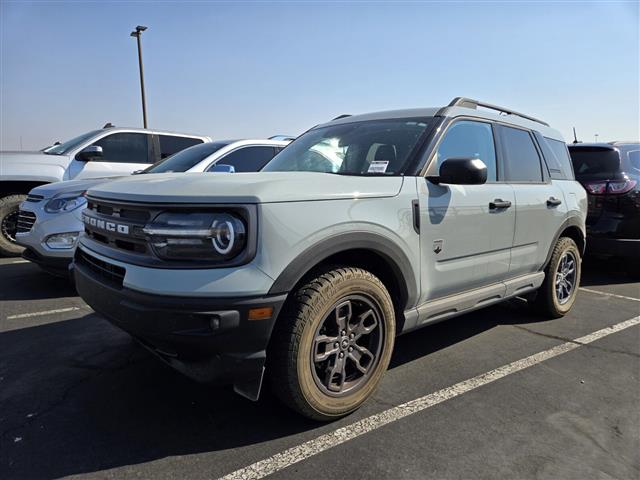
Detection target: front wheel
<box><xmin>269</xmin><ymin>267</ymin><xmax>395</xmax><ymax>421</ymax></box>
<box><xmin>533</xmin><ymin>237</ymin><xmax>581</xmax><ymax>318</ymax></box>
<box><xmin>0</xmin><ymin>194</ymin><xmax>27</xmax><ymax>257</ymax></box>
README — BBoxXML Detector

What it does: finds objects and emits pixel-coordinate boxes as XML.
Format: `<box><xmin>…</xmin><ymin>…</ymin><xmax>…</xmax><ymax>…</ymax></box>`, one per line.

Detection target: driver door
<box><xmin>417</xmin><ymin>120</ymin><xmax>516</xmax><ymax>304</ymax></box>
<box><xmin>68</xmin><ymin>132</ymin><xmax>154</xmax><ymax>179</ymax></box>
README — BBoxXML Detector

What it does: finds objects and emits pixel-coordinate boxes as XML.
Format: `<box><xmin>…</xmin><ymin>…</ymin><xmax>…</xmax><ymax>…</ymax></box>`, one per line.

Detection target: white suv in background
<box><xmin>0</xmin><ymin>126</ymin><xmax>211</xmax><ymax>256</ymax></box>
<box><xmin>16</xmin><ymin>138</ymin><xmax>291</xmax><ymax>275</ymax></box>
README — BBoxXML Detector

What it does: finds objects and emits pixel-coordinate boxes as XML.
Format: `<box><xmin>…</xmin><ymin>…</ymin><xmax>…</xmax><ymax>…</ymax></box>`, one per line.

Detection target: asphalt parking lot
<box><xmin>1</xmin><ymin>257</ymin><xmax>638</xmax><ymax>480</ymax></box>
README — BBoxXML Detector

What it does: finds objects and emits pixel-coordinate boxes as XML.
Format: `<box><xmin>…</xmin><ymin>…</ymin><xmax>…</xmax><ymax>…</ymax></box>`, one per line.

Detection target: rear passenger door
<box><xmin>210</xmin><ymin>146</ymin><xmax>279</xmax><ymax>172</ymax></box>
<box><xmin>497</xmin><ymin>125</ymin><xmax>567</xmax><ymax>277</ymax></box>
<box><xmin>418</xmin><ymin>120</ymin><xmax>516</xmax><ymax>303</ymax></box>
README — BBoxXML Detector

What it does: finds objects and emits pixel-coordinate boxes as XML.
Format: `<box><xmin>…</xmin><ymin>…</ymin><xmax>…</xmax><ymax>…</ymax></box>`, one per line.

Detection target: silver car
<box><xmin>73</xmin><ymin>98</ymin><xmax>587</xmax><ymax>420</ymax></box>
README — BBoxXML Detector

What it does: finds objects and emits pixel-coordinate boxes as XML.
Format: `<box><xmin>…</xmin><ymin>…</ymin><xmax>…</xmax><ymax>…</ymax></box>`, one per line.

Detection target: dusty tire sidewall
<box><xmin>548</xmin><ymin>238</ymin><xmax>581</xmax><ymax>315</ymax></box>
<box><xmin>0</xmin><ymin>195</ymin><xmax>27</xmax><ymax>256</ymax></box>
<box><xmin>295</xmin><ymin>274</ymin><xmax>395</xmax><ymax>418</ymax></box>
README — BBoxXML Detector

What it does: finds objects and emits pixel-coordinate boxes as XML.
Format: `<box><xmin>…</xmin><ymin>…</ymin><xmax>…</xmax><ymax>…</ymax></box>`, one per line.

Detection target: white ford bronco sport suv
<box><xmin>0</xmin><ymin>126</ymin><xmax>210</xmax><ymax>256</ymax></box>
<box><xmin>73</xmin><ymin>98</ymin><xmax>587</xmax><ymax>420</ymax></box>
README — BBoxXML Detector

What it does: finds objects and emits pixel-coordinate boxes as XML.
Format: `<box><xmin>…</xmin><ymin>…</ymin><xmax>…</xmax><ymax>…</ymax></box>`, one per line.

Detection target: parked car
<box><xmin>0</xmin><ymin>126</ymin><xmax>211</xmax><ymax>256</ymax></box>
<box><xmin>72</xmin><ymin>98</ymin><xmax>587</xmax><ymax>420</ymax></box>
<box><xmin>567</xmin><ymin>142</ymin><xmax>639</xmax><ymax>270</ymax></box>
<box><xmin>15</xmin><ymin>139</ymin><xmax>291</xmax><ymax>276</ymax></box>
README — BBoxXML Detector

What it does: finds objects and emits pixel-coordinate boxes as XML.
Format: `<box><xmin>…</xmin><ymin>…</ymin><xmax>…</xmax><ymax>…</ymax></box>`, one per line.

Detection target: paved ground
<box><xmin>0</xmin><ymin>256</ymin><xmax>638</xmax><ymax>480</ymax></box>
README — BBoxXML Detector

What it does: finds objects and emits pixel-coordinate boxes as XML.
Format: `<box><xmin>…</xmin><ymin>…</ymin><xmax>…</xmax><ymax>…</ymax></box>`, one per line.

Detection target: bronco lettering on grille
<box><xmin>83</xmin><ymin>214</ymin><xmax>130</xmax><ymax>235</ymax></box>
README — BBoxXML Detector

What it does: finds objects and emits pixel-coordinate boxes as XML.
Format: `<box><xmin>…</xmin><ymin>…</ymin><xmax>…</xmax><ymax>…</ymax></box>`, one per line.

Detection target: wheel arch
<box><xmin>268</xmin><ymin>232</ymin><xmax>418</xmax><ymax>333</ymax></box>
<box><xmin>543</xmin><ymin>217</ymin><xmax>586</xmax><ymax>269</ymax></box>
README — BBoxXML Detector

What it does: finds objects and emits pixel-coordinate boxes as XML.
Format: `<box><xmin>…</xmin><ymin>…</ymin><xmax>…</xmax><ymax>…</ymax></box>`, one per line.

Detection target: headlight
<box><xmin>44</xmin><ymin>191</ymin><xmax>87</xmax><ymax>213</ymax></box>
<box><xmin>143</xmin><ymin>212</ymin><xmax>247</xmax><ymax>261</ymax></box>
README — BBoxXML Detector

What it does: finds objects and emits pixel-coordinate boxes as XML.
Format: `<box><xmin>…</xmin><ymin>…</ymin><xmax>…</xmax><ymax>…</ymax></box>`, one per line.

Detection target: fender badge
<box><xmin>433</xmin><ymin>239</ymin><xmax>443</xmax><ymax>254</ymax></box>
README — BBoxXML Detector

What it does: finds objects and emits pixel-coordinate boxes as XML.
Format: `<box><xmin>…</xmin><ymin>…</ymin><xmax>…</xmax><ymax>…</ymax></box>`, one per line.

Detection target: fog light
<box><xmin>248</xmin><ymin>307</ymin><xmax>273</xmax><ymax>321</ymax></box>
<box><xmin>45</xmin><ymin>232</ymin><xmax>79</xmax><ymax>249</ymax></box>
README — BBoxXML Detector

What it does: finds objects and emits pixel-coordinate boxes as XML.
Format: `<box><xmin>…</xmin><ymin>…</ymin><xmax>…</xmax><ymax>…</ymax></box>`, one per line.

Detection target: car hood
<box><xmin>86</xmin><ymin>172</ymin><xmax>405</xmax><ymax>204</ymax></box>
<box><xmin>30</xmin><ymin>176</ymin><xmax>128</xmax><ymax>199</ymax></box>
<box><xmin>0</xmin><ymin>151</ymin><xmax>69</xmax><ymax>169</ymax></box>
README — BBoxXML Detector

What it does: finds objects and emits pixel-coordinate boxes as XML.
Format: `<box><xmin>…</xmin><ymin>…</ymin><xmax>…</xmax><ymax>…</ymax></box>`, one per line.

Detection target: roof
<box><xmin>319</xmin><ymin>97</ymin><xmax>564</xmax><ymax>141</ymax></box>
<box><xmin>102</xmin><ymin>126</ymin><xmax>210</xmax><ymax>140</ymax></box>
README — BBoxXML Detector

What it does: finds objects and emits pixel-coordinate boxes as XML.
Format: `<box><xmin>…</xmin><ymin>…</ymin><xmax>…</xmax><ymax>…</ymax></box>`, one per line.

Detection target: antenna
<box><xmin>572</xmin><ymin>127</ymin><xmax>579</xmax><ymax>144</ymax></box>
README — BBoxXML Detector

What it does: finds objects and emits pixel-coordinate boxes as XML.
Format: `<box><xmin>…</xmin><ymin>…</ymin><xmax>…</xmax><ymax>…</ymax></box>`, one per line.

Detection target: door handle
<box><xmin>489</xmin><ymin>199</ymin><xmax>512</xmax><ymax>210</ymax></box>
<box><xmin>547</xmin><ymin>197</ymin><xmax>562</xmax><ymax>207</ymax></box>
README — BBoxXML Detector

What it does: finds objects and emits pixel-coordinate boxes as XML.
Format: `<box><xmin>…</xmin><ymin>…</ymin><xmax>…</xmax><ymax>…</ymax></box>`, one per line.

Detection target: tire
<box><xmin>533</xmin><ymin>237</ymin><xmax>581</xmax><ymax>318</ymax></box>
<box><xmin>269</xmin><ymin>267</ymin><xmax>395</xmax><ymax>421</ymax></box>
<box><xmin>0</xmin><ymin>194</ymin><xmax>27</xmax><ymax>257</ymax></box>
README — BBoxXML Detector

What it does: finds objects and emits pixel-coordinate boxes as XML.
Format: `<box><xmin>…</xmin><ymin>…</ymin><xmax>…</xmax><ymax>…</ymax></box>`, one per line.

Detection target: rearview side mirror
<box><xmin>76</xmin><ymin>145</ymin><xmax>103</xmax><ymax>162</ymax></box>
<box><xmin>429</xmin><ymin>157</ymin><xmax>487</xmax><ymax>185</ymax></box>
<box><xmin>210</xmin><ymin>164</ymin><xmax>236</xmax><ymax>173</ymax></box>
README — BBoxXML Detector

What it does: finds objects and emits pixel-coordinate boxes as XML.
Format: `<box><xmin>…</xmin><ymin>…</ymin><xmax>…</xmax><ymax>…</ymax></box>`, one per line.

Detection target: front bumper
<box><xmin>73</xmin><ymin>252</ymin><xmax>287</xmax><ymax>398</ymax></box>
<box><xmin>15</xmin><ymin>200</ymin><xmax>83</xmax><ymax>262</ymax></box>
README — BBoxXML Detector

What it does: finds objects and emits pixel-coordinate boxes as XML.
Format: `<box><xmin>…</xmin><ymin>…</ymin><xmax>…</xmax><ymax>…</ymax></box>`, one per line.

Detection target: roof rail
<box><xmin>445</xmin><ymin>97</ymin><xmax>549</xmax><ymax>127</ymax></box>
<box><xmin>332</xmin><ymin>114</ymin><xmax>352</xmax><ymax>121</ymax></box>
<box><xmin>268</xmin><ymin>135</ymin><xmax>296</xmax><ymax>141</ymax></box>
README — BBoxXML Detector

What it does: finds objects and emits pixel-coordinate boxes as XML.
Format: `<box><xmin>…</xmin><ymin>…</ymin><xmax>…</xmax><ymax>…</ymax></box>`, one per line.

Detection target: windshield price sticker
<box><xmin>368</xmin><ymin>161</ymin><xmax>389</xmax><ymax>173</ymax></box>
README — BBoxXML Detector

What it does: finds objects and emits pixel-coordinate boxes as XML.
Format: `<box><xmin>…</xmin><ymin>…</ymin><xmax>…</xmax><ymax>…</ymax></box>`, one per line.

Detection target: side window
<box><xmin>433</xmin><ymin>120</ymin><xmax>497</xmax><ymax>182</ymax></box>
<box><xmin>545</xmin><ymin>137</ymin><xmax>575</xmax><ymax>180</ymax></box>
<box><xmin>159</xmin><ymin>135</ymin><xmax>202</xmax><ymax>159</ymax></box>
<box><xmin>214</xmin><ymin>146</ymin><xmax>277</xmax><ymax>172</ymax></box>
<box><xmin>92</xmin><ymin>133</ymin><xmax>150</xmax><ymax>163</ymax></box>
<box><xmin>501</xmin><ymin>127</ymin><xmax>543</xmax><ymax>182</ymax></box>
<box><xmin>628</xmin><ymin>150</ymin><xmax>640</xmax><ymax>172</ymax></box>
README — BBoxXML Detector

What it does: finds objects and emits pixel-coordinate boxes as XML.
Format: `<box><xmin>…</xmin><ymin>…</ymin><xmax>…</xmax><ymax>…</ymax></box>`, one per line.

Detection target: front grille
<box><xmin>17</xmin><ymin>211</ymin><xmax>36</xmax><ymax>233</ymax></box>
<box><xmin>83</xmin><ymin>198</ymin><xmax>151</xmax><ymax>256</ymax></box>
<box><xmin>26</xmin><ymin>194</ymin><xmax>44</xmax><ymax>202</ymax></box>
<box><xmin>76</xmin><ymin>249</ymin><xmax>125</xmax><ymax>288</ymax></box>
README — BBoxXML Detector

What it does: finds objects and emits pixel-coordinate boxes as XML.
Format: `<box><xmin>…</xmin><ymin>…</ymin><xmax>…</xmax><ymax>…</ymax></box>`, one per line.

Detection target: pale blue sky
<box><xmin>1</xmin><ymin>1</ymin><xmax>638</xmax><ymax>150</ymax></box>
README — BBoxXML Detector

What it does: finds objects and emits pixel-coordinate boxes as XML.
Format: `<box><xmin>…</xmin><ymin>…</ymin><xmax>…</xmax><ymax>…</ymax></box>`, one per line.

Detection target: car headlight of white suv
<box><xmin>44</xmin><ymin>191</ymin><xmax>87</xmax><ymax>214</ymax></box>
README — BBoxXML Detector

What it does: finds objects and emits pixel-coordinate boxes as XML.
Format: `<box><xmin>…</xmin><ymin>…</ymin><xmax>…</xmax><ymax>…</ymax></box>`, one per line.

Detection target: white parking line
<box><xmin>220</xmin><ymin>316</ymin><xmax>640</xmax><ymax>480</ymax></box>
<box><xmin>6</xmin><ymin>307</ymin><xmax>82</xmax><ymax>320</ymax></box>
<box><xmin>580</xmin><ymin>287</ymin><xmax>640</xmax><ymax>302</ymax></box>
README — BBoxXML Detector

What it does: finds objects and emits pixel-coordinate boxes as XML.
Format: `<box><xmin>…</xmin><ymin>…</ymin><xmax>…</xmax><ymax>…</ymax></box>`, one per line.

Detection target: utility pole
<box><xmin>130</xmin><ymin>25</ymin><xmax>148</xmax><ymax>128</ymax></box>
<box><xmin>595</xmin><ymin>133</ymin><xmax>599</xmax><ymax>143</ymax></box>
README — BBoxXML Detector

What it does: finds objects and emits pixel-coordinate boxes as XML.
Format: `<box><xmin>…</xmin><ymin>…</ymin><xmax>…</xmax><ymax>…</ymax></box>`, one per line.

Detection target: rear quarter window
<box><xmin>542</xmin><ymin>137</ymin><xmax>575</xmax><ymax>180</ymax></box>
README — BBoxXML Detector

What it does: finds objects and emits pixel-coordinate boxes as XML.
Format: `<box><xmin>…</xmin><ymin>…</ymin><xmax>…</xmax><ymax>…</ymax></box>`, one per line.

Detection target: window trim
<box><xmin>495</xmin><ymin>124</ymin><xmax>549</xmax><ymax>185</ymax></box>
<box><xmin>422</xmin><ymin>116</ymin><xmax>501</xmax><ymax>183</ymax></box>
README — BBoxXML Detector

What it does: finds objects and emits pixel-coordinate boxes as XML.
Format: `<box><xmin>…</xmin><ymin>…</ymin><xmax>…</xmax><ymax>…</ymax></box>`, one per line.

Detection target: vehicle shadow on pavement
<box><xmin>0</xmin><ymin>263</ymin><xmax>77</xmax><ymax>301</ymax></box>
<box><xmin>580</xmin><ymin>256</ymin><xmax>637</xmax><ymax>287</ymax></box>
<box><xmin>0</xmin><ymin>301</ymin><xmax>553</xmax><ymax>479</ymax></box>
<box><xmin>2</xmin><ymin>257</ymin><xmax>636</xmax><ymax>478</ymax></box>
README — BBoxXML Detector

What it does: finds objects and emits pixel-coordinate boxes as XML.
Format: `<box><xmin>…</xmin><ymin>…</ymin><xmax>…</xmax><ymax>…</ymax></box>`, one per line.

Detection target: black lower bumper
<box><xmin>586</xmin><ymin>236</ymin><xmax>640</xmax><ymax>259</ymax></box>
<box><xmin>22</xmin><ymin>248</ymin><xmax>72</xmax><ymax>277</ymax></box>
<box><xmin>74</xmin><ymin>260</ymin><xmax>287</xmax><ymax>398</ymax></box>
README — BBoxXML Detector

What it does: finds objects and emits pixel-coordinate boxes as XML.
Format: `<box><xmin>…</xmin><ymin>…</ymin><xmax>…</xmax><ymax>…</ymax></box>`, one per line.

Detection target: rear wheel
<box><xmin>269</xmin><ymin>267</ymin><xmax>395</xmax><ymax>421</ymax></box>
<box><xmin>0</xmin><ymin>194</ymin><xmax>27</xmax><ymax>257</ymax></box>
<box><xmin>533</xmin><ymin>237</ymin><xmax>581</xmax><ymax>318</ymax></box>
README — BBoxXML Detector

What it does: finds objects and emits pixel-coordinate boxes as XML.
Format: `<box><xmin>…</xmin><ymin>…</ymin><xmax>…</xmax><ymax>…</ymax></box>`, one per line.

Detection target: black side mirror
<box><xmin>429</xmin><ymin>157</ymin><xmax>487</xmax><ymax>185</ymax></box>
<box><xmin>76</xmin><ymin>145</ymin><xmax>103</xmax><ymax>162</ymax></box>
<box><xmin>210</xmin><ymin>164</ymin><xmax>236</xmax><ymax>173</ymax></box>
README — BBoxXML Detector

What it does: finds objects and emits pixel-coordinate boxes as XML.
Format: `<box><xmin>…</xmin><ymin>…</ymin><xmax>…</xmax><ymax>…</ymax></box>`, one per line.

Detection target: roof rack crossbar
<box><xmin>446</xmin><ymin>97</ymin><xmax>549</xmax><ymax>127</ymax></box>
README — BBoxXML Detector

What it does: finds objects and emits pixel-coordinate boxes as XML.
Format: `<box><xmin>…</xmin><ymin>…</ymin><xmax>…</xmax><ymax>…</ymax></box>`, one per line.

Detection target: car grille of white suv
<box><xmin>17</xmin><ymin>211</ymin><xmax>37</xmax><ymax>233</ymax></box>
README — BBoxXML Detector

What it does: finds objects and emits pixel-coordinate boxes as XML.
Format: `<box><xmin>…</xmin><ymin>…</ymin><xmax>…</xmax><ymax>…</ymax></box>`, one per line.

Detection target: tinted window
<box><xmin>214</xmin><ymin>146</ymin><xmax>276</xmax><ymax>172</ymax></box>
<box><xmin>626</xmin><ymin>150</ymin><xmax>640</xmax><ymax>172</ymax></box>
<box><xmin>159</xmin><ymin>135</ymin><xmax>203</xmax><ymax>159</ymax></box>
<box><xmin>92</xmin><ymin>133</ymin><xmax>149</xmax><ymax>163</ymax></box>
<box><xmin>543</xmin><ymin>137</ymin><xmax>575</xmax><ymax>180</ymax></box>
<box><xmin>263</xmin><ymin>118</ymin><xmax>430</xmax><ymax>175</ymax></box>
<box><xmin>568</xmin><ymin>146</ymin><xmax>621</xmax><ymax>178</ymax></box>
<box><xmin>501</xmin><ymin>127</ymin><xmax>543</xmax><ymax>182</ymax></box>
<box><xmin>434</xmin><ymin>120</ymin><xmax>497</xmax><ymax>181</ymax></box>
<box><xmin>143</xmin><ymin>142</ymin><xmax>230</xmax><ymax>173</ymax></box>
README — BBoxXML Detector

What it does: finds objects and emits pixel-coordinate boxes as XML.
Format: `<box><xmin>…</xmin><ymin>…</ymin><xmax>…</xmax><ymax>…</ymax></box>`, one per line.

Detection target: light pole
<box><xmin>595</xmin><ymin>133</ymin><xmax>599</xmax><ymax>143</ymax></box>
<box><xmin>130</xmin><ymin>25</ymin><xmax>148</xmax><ymax>128</ymax></box>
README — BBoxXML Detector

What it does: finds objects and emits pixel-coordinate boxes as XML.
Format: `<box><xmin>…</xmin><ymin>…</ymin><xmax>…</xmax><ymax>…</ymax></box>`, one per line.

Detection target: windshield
<box><xmin>142</xmin><ymin>141</ymin><xmax>230</xmax><ymax>173</ymax></box>
<box><xmin>263</xmin><ymin>118</ymin><xmax>431</xmax><ymax>175</ymax></box>
<box><xmin>568</xmin><ymin>147</ymin><xmax>621</xmax><ymax>178</ymax></box>
<box><xmin>44</xmin><ymin>130</ymin><xmax>102</xmax><ymax>155</ymax></box>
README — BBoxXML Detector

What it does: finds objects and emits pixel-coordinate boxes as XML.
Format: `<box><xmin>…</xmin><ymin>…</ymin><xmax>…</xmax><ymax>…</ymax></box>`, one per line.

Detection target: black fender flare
<box><xmin>267</xmin><ymin>231</ymin><xmax>419</xmax><ymax>309</ymax></box>
<box><xmin>543</xmin><ymin>216</ymin><xmax>586</xmax><ymax>269</ymax></box>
